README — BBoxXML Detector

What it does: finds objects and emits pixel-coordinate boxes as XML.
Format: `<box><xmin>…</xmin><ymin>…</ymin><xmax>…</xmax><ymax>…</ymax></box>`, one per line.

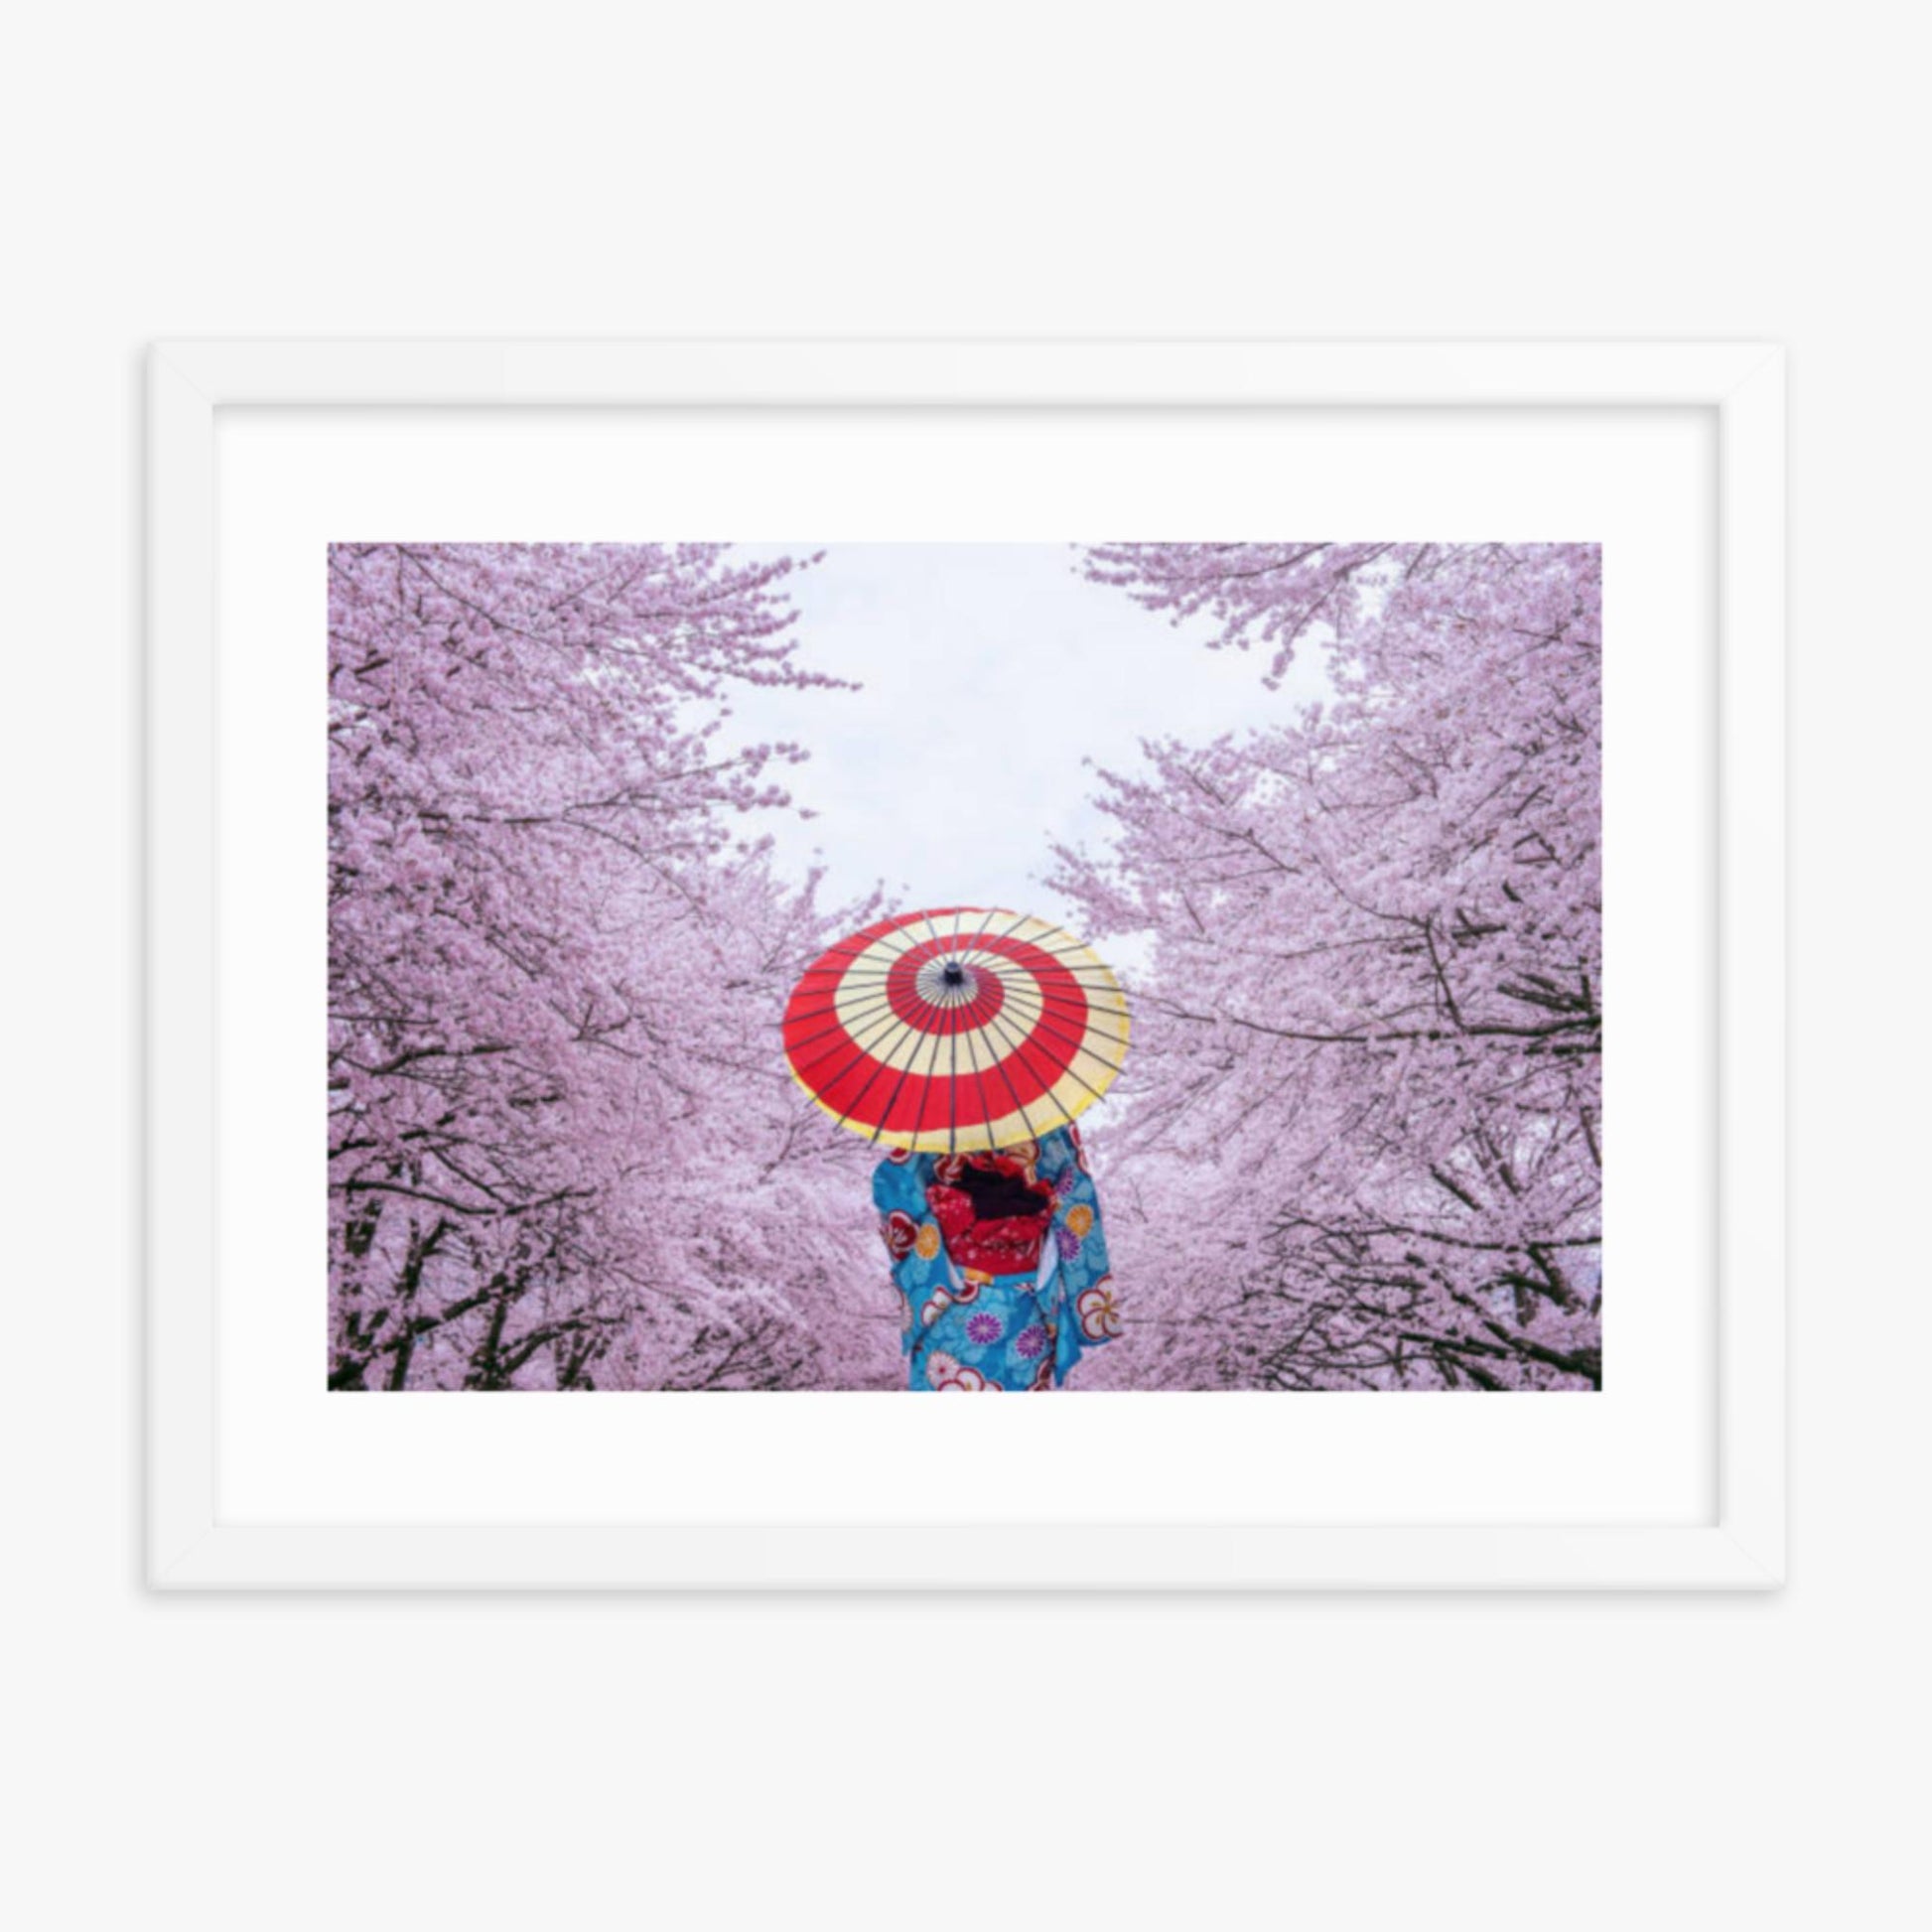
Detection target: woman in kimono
<box><xmin>872</xmin><ymin>1123</ymin><xmax>1119</xmax><ymax>1391</ymax></box>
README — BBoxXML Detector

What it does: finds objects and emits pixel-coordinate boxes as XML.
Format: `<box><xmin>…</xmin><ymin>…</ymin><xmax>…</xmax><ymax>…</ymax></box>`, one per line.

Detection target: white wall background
<box><xmin>4</xmin><ymin>4</ymin><xmax>1921</xmax><ymax>1928</ymax></box>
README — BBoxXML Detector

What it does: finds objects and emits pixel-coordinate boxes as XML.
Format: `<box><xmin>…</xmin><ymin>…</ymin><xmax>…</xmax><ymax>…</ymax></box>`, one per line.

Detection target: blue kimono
<box><xmin>872</xmin><ymin>1125</ymin><xmax>1119</xmax><ymax>1391</ymax></box>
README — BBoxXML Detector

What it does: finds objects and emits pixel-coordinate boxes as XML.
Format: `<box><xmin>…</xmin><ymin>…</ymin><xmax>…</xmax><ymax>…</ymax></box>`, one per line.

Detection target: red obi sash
<box><xmin>924</xmin><ymin>1151</ymin><xmax>1055</xmax><ymax>1277</ymax></box>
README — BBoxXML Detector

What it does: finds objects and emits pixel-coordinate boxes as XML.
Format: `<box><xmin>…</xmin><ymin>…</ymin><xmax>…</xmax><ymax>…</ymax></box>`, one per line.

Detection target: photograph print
<box><xmin>328</xmin><ymin>540</ymin><xmax>1602</xmax><ymax>1393</ymax></box>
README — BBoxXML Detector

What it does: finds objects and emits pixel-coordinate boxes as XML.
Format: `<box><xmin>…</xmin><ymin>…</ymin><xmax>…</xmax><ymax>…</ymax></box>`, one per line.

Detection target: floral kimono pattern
<box><xmin>872</xmin><ymin>1124</ymin><xmax>1119</xmax><ymax>1391</ymax></box>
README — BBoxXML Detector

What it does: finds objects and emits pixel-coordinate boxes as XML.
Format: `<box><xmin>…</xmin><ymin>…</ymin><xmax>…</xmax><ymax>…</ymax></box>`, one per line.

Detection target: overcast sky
<box><xmin>718</xmin><ymin>543</ymin><xmax>1331</xmax><ymax>977</ymax></box>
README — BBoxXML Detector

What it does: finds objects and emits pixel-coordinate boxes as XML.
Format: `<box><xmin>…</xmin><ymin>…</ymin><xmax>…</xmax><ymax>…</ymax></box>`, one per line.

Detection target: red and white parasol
<box><xmin>781</xmin><ymin>906</ymin><xmax>1130</xmax><ymax>1153</ymax></box>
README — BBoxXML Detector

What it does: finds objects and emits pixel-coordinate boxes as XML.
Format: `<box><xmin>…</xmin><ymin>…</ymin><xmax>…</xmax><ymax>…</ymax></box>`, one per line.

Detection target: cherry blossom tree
<box><xmin>1056</xmin><ymin>543</ymin><xmax>1602</xmax><ymax>1390</ymax></box>
<box><xmin>328</xmin><ymin>543</ymin><xmax>894</xmax><ymax>1391</ymax></box>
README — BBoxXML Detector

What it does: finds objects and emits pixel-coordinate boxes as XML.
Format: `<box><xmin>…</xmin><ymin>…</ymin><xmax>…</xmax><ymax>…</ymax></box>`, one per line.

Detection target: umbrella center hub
<box><xmin>919</xmin><ymin>955</ymin><xmax>980</xmax><ymax>1006</ymax></box>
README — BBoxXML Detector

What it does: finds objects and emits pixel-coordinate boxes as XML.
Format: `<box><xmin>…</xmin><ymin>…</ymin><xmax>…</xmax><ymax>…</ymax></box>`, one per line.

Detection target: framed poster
<box><xmin>147</xmin><ymin>340</ymin><xmax>1783</xmax><ymax>1588</ymax></box>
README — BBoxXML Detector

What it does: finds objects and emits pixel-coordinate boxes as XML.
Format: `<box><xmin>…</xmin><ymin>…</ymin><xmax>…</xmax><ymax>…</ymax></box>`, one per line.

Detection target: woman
<box><xmin>872</xmin><ymin>1123</ymin><xmax>1120</xmax><ymax>1391</ymax></box>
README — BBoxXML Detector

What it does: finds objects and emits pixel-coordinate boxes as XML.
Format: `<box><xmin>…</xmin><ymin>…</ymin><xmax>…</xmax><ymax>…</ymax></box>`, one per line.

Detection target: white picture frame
<box><xmin>148</xmin><ymin>340</ymin><xmax>1784</xmax><ymax>1590</ymax></box>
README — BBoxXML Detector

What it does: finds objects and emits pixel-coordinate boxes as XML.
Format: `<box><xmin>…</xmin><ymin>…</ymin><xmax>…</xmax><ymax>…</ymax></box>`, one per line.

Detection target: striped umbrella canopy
<box><xmin>782</xmin><ymin>906</ymin><xmax>1130</xmax><ymax>1153</ymax></box>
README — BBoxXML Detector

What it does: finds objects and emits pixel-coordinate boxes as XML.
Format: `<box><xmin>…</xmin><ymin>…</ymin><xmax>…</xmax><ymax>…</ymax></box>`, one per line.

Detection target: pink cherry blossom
<box><xmin>1055</xmin><ymin>544</ymin><xmax>1602</xmax><ymax>1390</ymax></box>
<box><xmin>329</xmin><ymin>543</ymin><xmax>896</xmax><ymax>1391</ymax></box>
